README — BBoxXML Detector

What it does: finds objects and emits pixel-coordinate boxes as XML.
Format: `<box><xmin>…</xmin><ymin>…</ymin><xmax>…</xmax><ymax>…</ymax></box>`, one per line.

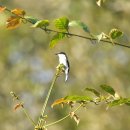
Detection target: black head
<box><xmin>55</xmin><ymin>52</ymin><xmax>66</xmax><ymax>55</ymax></box>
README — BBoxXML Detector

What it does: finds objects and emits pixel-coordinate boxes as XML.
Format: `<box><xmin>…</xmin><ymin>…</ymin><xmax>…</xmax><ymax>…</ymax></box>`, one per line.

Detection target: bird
<box><xmin>55</xmin><ymin>52</ymin><xmax>70</xmax><ymax>81</ymax></box>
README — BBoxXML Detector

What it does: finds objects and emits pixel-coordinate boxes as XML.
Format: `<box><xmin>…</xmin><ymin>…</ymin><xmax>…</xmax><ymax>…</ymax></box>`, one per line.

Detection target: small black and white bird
<box><xmin>56</xmin><ymin>52</ymin><xmax>70</xmax><ymax>81</ymax></box>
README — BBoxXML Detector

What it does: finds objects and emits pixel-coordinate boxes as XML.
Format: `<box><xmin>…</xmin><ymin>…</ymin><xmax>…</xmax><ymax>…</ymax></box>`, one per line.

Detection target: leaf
<box><xmin>124</xmin><ymin>98</ymin><xmax>130</xmax><ymax>106</ymax></box>
<box><xmin>24</xmin><ymin>16</ymin><xmax>38</xmax><ymax>24</ymax></box>
<box><xmin>114</xmin><ymin>92</ymin><xmax>120</xmax><ymax>100</ymax></box>
<box><xmin>32</xmin><ymin>20</ymin><xmax>49</xmax><ymax>28</ymax></box>
<box><xmin>109</xmin><ymin>28</ymin><xmax>123</xmax><ymax>39</ymax></box>
<box><xmin>96</xmin><ymin>0</ymin><xmax>106</xmax><ymax>7</ymax></box>
<box><xmin>49</xmin><ymin>33</ymin><xmax>66</xmax><ymax>48</ymax></box>
<box><xmin>0</xmin><ymin>6</ymin><xmax>6</xmax><ymax>13</ymax></box>
<box><xmin>64</xmin><ymin>95</ymin><xmax>92</xmax><ymax>102</ymax></box>
<box><xmin>54</xmin><ymin>17</ymin><xmax>69</xmax><ymax>31</ymax></box>
<box><xmin>69</xmin><ymin>20</ymin><xmax>90</xmax><ymax>33</ymax></box>
<box><xmin>11</xmin><ymin>8</ymin><xmax>26</xmax><ymax>16</ymax></box>
<box><xmin>70</xmin><ymin>112</ymin><xmax>80</xmax><ymax>125</ymax></box>
<box><xmin>51</xmin><ymin>98</ymin><xmax>68</xmax><ymax>108</ymax></box>
<box><xmin>14</xmin><ymin>103</ymin><xmax>23</xmax><ymax>111</ymax></box>
<box><xmin>6</xmin><ymin>16</ymin><xmax>21</xmax><ymax>29</ymax></box>
<box><xmin>108</xmin><ymin>98</ymin><xmax>130</xmax><ymax>107</ymax></box>
<box><xmin>100</xmin><ymin>85</ymin><xmax>115</xmax><ymax>96</ymax></box>
<box><xmin>85</xmin><ymin>88</ymin><xmax>100</xmax><ymax>97</ymax></box>
<box><xmin>125</xmin><ymin>102</ymin><xmax>130</xmax><ymax>106</ymax></box>
<box><xmin>96</xmin><ymin>32</ymin><xmax>107</xmax><ymax>43</ymax></box>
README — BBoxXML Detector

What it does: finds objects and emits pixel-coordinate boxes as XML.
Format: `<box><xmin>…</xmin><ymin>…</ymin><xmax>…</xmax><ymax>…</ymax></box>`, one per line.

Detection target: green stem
<box><xmin>10</xmin><ymin>91</ymin><xmax>36</xmax><ymax>126</ymax></box>
<box><xmin>45</xmin><ymin>115</ymin><xmax>69</xmax><ymax>127</ymax></box>
<box><xmin>45</xmin><ymin>103</ymin><xmax>83</xmax><ymax>127</ymax></box>
<box><xmin>22</xmin><ymin>107</ymin><xmax>36</xmax><ymax>126</ymax></box>
<box><xmin>37</xmin><ymin>72</ymin><xmax>58</xmax><ymax>125</ymax></box>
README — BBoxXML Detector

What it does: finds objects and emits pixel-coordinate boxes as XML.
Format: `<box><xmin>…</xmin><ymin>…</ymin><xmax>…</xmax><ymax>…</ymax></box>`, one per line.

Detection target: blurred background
<box><xmin>0</xmin><ymin>0</ymin><xmax>130</xmax><ymax>130</ymax></box>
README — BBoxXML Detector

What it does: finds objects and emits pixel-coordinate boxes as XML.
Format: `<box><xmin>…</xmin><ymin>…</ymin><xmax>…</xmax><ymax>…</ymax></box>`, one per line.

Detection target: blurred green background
<box><xmin>0</xmin><ymin>0</ymin><xmax>130</xmax><ymax>130</ymax></box>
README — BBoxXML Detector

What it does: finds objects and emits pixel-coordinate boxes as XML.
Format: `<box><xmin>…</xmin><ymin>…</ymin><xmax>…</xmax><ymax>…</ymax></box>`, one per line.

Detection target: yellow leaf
<box><xmin>51</xmin><ymin>98</ymin><xmax>68</xmax><ymax>108</ymax></box>
<box><xmin>6</xmin><ymin>16</ymin><xmax>21</xmax><ymax>29</ymax></box>
<box><xmin>0</xmin><ymin>6</ymin><xmax>6</xmax><ymax>13</ymax></box>
<box><xmin>11</xmin><ymin>8</ymin><xmax>26</xmax><ymax>16</ymax></box>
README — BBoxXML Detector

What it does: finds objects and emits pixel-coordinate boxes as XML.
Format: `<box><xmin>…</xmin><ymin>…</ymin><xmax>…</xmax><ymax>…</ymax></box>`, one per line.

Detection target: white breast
<box><xmin>58</xmin><ymin>54</ymin><xmax>68</xmax><ymax>67</ymax></box>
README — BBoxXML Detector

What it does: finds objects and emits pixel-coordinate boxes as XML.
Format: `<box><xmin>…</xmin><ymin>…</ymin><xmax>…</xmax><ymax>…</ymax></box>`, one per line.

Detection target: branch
<box><xmin>44</xmin><ymin>103</ymin><xmax>83</xmax><ymax>127</ymax></box>
<box><xmin>10</xmin><ymin>91</ymin><xmax>36</xmax><ymax>126</ymax></box>
<box><xmin>3</xmin><ymin>6</ymin><xmax>130</xmax><ymax>49</ymax></box>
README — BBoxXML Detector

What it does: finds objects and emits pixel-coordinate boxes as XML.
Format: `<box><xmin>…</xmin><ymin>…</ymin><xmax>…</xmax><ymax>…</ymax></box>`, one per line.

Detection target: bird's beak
<box><xmin>55</xmin><ymin>53</ymin><xmax>58</xmax><ymax>55</ymax></box>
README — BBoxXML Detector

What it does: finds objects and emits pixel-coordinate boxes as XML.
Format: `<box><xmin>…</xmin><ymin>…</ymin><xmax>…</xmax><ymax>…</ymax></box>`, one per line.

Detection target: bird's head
<box><xmin>55</xmin><ymin>52</ymin><xmax>67</xmax><ymax>59</ymax></box>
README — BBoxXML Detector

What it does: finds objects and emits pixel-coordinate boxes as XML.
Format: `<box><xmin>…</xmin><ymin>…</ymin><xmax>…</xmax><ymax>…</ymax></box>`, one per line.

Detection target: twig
<box><xmin>22</xmin><ymin>107</ymin><xmax>36</xmax><ymax>126</ymax></box>
<box><xmin>45</xmin><ymin>103</ymin><xmax>83</xmax><ymax>127</ymax></box>
<box><xmin>10</xmin><ymin>91</ymin><xmax>36</xmax><ymax>126</ymax></box>
<box><xmin>4</xmin><ymin>6</ymin><xmax>130</xmax><ymax>49</ymax></box>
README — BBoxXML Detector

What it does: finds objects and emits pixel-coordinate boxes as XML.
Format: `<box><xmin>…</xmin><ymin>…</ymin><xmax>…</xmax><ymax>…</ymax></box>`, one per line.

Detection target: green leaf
<box><xmin>124</xmin><ymin>98</ymin><xmax>130</xmax><ymax>106</ymax></box>
<box><xmin>64</xmin><ymin>95</ymin><xmax>92</xmax><ymax>102</ymax></box>
<box><xmin>54</xmin><ymin>17</ymin><xmax>69</xmax><ymax>31</ymax></box>
<box><xmin>69</xmin><ymin>21</ymin><xmax>90</xmax><ymax>33</ymax></box>
<box><xmin>125</xmin><ymin>102</ymin><xmax>130</xmax><ymax>106</ymax></box>
<box><xmin>24</xmin><ymin>16</ymin><xmax>38</xmax><ymax>24</ymax></box>
<box><xmin>85</xmin><ymin>88</ymin><xmax>100</xmax><ymax>97</ymax></box>
<box><xmin>108</xmin><ymin>98</ymin><xmax>130</xmax><ymax>107</ymax></box>
<box><xmin>109</xmin><ymin>28</ymin><xmax>123</xmax><ymax>39</ymax></box>
<box><xmin>32</xmin><ymin>20</ymin><xmax>49</xmax><ymax>28</ymax></box>
<box><xmin>49</xmin><ymin>33</ymin><xmax>66</xmax><ymax>48</ymax></box>
<box><xmin>100</xmin><ymin>85</ymin><xmax>115</xmax><ymax>96</ymax></box>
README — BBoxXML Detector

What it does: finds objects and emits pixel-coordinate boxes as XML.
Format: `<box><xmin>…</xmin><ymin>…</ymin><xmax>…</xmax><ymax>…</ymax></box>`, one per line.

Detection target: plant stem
<box><xmin>22</xmin><ymin>107</ymin><xmax>36</xmax><ymax>126</ymax></box>
<box><xmin>45</xmin><ymin>103</ymin><xmax>83</xmax><ymax>127</ymax></box>
<box><xmin>45</xmin><ymin>115</ymin><xmax>70</xmax><ymax>127</ymax></box>
<box><xmin>37</xmin><ymin>72</ymin><xmax>59</xmax><ymax>126</ymax></box>
<box><xmin>10</xmin><ymin>91</ymin><xmax>36</xmax><ymax>126</ymax></box>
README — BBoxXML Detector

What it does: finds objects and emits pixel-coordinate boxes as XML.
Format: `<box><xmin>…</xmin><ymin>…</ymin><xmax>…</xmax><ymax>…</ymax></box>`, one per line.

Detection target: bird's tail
<box><xmin>65</xmin><ymin>69</ymin><xmax>69</xmax><ymax>82</ymax></box>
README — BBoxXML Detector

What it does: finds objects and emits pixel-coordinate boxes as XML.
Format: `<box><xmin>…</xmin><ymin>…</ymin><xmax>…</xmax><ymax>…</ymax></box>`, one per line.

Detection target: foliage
<box><xmin>1</xmin><ymin>6</ymin><xmax>129</xmax><ymax>48</ymax></box>
<box><xmin>52</xmin><ymin>85</ymin><xmax>130</xmax><ymax>109</ymax></box>
<box><xmin>0</xmin><ymin>6</ymin><xmax>6</xmax><ymax>12</ymax></box>
<box><xmin>49</xmin><ymin>33</ymin><xmax>66</xmax><ymax>48</ymax></box>
<box><xmin>11</xmin><ymin>83</ymin><xmax>130</xmax><ymax>129</ymax></box>
<box><xmin>6</xmin><ymin>16</ymin><xmax>22</xmax><ymax>29</ymax></box>
<box><xmin>54</xmin><ymin>17</ymin><xmax>69</xmax><ymax>32</ymax></box>
<box><xmin>32</xmin><ymin>20</ymin><xmax>49</xmax><ymax>28</ymax></box>
<box><xmin>69</xmin><ymin>20</ymin><xmax>90</xmax><ymax>33</ymax></box>
<box><xmin>109</xmin><ymin>28</ymin><xmax>123</xmax><ymax>39</ymax></box>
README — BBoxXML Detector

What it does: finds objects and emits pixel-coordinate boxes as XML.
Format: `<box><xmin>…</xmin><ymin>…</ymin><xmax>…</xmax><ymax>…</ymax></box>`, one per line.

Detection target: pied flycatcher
<box><xmin>56</xmin><ymin>52</ymin><xmax>70</xmax><ymax>81</ymax></box>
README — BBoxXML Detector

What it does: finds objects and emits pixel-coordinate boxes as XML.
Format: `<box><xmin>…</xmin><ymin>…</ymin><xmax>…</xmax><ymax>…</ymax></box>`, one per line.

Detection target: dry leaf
<box><xmin>14</xmin><ymin>103</ymin><xmax>23</xmax><ymax>111</ymax></box>
<box><xmin>51</xmin><ymin>98</ymin><xmax>68</xmax><ymax>108</ymax></box>
<box><xmin>11</xmin><ymin>8</ymin><xmax>26</xmax><ymax>16</ymax></box>
<box><xmin>70</xmin><ymin>111</ymin><xmax>75</xmax><ymax>118</ymax></box>
<box><xmin>6</xmin><ymin>16</ymin><xmax>21</xmax><ymax>29</ymax></box>
<box><xmin>70</xmin><ymin>112</ymin><xmax>80</xmax><ymax>125</ymax></box>
<box><xmin>0</xmin><ymin>6</ymin><xmax>6</xmax><ymax>13</ymax></box>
